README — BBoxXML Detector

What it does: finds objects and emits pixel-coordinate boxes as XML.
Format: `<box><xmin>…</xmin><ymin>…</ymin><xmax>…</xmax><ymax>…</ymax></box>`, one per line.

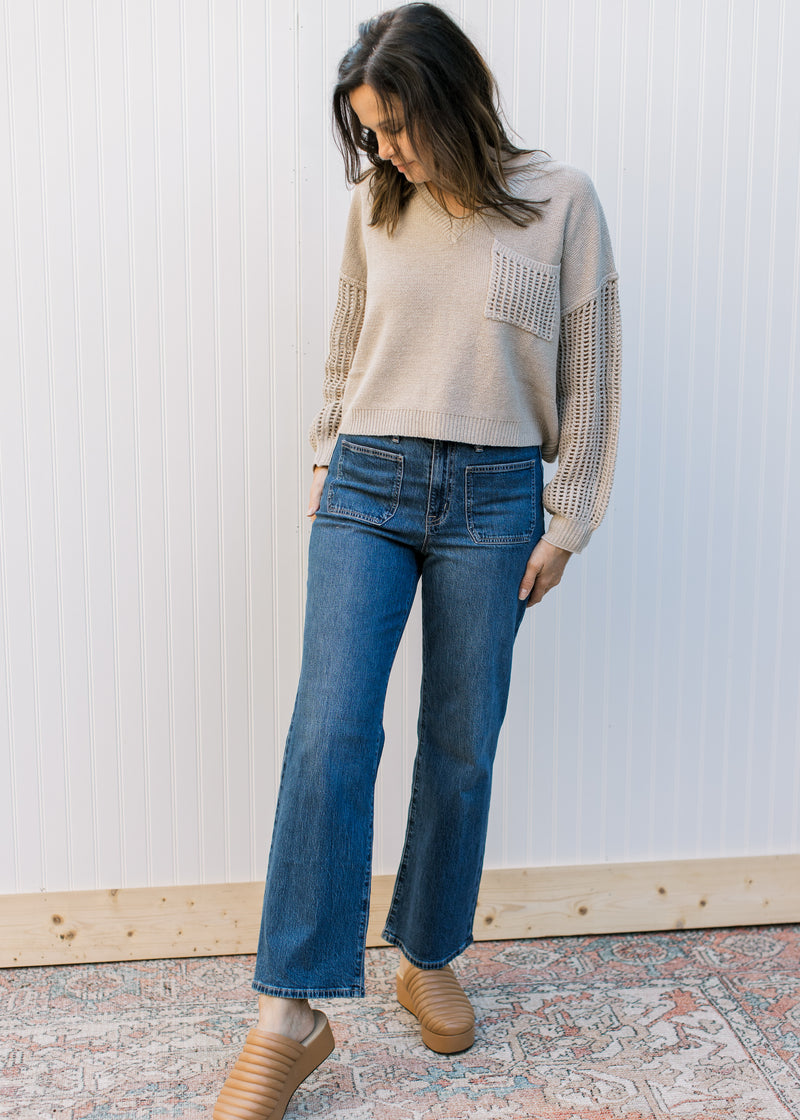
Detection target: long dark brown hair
<box><xmin>333</xmin><ymin>3</ymin><xmax>547</xmax><ymax>233</ymax></box>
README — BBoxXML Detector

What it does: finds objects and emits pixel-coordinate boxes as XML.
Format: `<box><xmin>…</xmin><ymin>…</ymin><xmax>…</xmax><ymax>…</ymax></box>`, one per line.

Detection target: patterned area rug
<box><xmin>2</xmin><ymin>927</ymin><xmax>799</xmax><ymax>1119</ymax></box>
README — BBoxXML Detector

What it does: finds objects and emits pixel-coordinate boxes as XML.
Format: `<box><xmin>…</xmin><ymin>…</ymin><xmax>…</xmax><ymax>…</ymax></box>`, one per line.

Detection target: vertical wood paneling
<box><xmin>32</xmin><ymin>0</ymin><xmax>70</xmax><ymax>892</ymax></box>
<box><xmin>665</xmin><ymin>0</ymin><xmax>702</xmax><ymax>860</ymax></box>
<box><xmin>239</xmin><ymin>0</ymin><xmax>271</xmax><ymax>881</ymax></box>
<box><xmin>768</xmin><ymin>0</ymin><xmax>800</xmax><ymax>855</ymax></box>
<box><xmin>266</xmin><ymin>0</ymin><xmax>302</xmax><ymax>806</ymax></box>
<box><xmin>183</xmin><ymin>0</ymin><xmax>220</xmax><ymax>886</ymax></box>
<box><xmin>215</xmin><ymin>0</ymin><xmax>250</xmax><ymax>885</ymax></box>
<box><xmin>156</xmin><ymin>0</ymin><xmax>199</xmax><ymax>887</ymax></box>
<box><xmin>81</xmin><ymin>0</ymin><xmax>124</xmax><ymax>891</ymax></box>
<box><xmin>1</xmin><ymin>0</ymin><xmax>798</xmax><ymax>895</ymax></box>
<box><xmin>4</xmin><ymin>0</ymin><xmax>51</xmax><ymax>893</ymax></box>
<box><xmin>0</xmin><ymin>0</ymin><xmax>25</xmax><ymax>895</ymax></box>
<box><xmin>60</xmin><ymin>0</ymin><xmax>96</xmax><ymax>892</ymax></box>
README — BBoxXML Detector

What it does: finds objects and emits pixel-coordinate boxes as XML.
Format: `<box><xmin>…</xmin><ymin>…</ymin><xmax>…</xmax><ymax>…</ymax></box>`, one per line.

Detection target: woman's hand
<box><xmin>307</xmin><ymin>465</ymin><xmax>328</xmax><ymax>521</ymax></box>
<box><xmin>518</xmin><ymin>538</ymin><xmax>572</xmax><ymax>606</ymax></box>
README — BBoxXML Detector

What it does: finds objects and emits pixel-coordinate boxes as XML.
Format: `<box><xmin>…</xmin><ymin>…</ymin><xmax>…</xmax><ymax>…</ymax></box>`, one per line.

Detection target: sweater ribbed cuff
<box><xmin>543</xmin><ymin>513</ymin><xmax>594</xmax><ymax>553</ymax></box>
<box><xmin>312</xmin><ymin>436</ymin><xmax>338</xmax><ymax>469</ymax></box>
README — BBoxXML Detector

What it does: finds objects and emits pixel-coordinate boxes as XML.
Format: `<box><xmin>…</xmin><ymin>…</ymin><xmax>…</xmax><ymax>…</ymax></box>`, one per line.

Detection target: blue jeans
<box><xmin>253</xmin><ymin>435</ymin><xmax>544</xmax><ymax>998</ymax></box>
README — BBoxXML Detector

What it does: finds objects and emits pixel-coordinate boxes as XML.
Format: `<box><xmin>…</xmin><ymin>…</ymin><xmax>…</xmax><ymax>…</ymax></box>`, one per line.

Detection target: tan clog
<box><xmin>396</xmin><ymin>960</ymin><xmax>475</xmax><ymax>1053</ymax></box>
<box><xmin>212</xmin><ymin>1009</ymin><xmax>334</xmax><ymax>1120</ymax></box>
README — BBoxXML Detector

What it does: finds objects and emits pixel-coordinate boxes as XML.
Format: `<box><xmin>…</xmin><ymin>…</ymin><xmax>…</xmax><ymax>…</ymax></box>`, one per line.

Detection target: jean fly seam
<box><xmin>426</xmin><ymin>440</ymin><xmax>454</xmax><ymax>532</ymax></box>
<box><xmin>420</xmin><ymin>440</ymin><xmax>437</xmax><ymax>552</ymax></box>
<box><xmin>427</xmin><ymin>472</ymin><xmax>454</xmax><ymax>532</ymax></box>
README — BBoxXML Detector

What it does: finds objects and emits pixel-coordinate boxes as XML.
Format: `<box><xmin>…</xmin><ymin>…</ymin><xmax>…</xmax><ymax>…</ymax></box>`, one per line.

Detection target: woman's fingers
<box><xmin>518</xmin><ymin>555</ymin><xmax>543</xmax><ymax>604</ymax></box>
<box><xmin>518</xmin><ymin>538</ymin><xmax>571</xmax><ymax>606</ymax></box>
<box><xmin>307</xmin><ymin>465</ymin><xmax>328</xmax><ymax>521</ymax></box>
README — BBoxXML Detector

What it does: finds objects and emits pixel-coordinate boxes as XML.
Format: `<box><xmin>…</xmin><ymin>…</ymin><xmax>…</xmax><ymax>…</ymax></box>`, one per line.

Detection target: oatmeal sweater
<box><xmin>309</xmin><ymin>158</ymin><xmax>621</xmax><ymax>553</ymax></box>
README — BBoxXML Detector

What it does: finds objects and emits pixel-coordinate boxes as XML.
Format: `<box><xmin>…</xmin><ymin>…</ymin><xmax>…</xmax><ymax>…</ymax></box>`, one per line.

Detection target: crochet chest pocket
<box><xmin>327</xmin><ymin>440</ymin><xmax>403</xmax><ymax>526</ymax></box>
<box><xmin>484</xmin><ymin>239</ymin><xmax>560</xmax><ymax>341</ymax></box>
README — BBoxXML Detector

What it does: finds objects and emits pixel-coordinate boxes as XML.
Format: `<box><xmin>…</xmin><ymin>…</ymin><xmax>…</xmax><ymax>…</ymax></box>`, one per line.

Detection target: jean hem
<box><xmin>251</xmin><ymin>981</ymin><xmax>365</xmax><ymax>999</ymax></box>
<box><xmin>380</xmin><ymin>928</ymin><xmax>473</xmax><ymax>970</ymax></box>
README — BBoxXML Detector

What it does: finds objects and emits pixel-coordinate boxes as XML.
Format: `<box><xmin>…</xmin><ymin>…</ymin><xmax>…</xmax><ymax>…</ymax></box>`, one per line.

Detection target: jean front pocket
<box><xmin>484</xmin><ymin>239</ymin><xmax>560</xmax><ymax>341</ymax></box>
<box><xmin>327</xmin><ymin>440</ymin><xmax>404</xmax><ymax>526</ymax></box>
<box><xmin>465</xmin><ymin>458</ymin><xmax>539</xmax><ymax>544</ymax></box>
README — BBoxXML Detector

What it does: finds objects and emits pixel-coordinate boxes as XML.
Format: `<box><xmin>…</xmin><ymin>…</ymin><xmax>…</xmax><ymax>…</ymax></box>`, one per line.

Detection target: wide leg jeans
<box><xmin>253</xmin><ymin>435</ymin><xmax>544</xmax><ymax>998</ymax></box>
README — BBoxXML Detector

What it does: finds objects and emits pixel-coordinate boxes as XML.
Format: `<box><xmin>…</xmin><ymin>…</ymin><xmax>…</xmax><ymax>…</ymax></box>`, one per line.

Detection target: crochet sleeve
<box><xmin>542</xmin><ymin>175</ymin><xmax>621</xmax><ymax>553</ymax></box>
<box><xmin>308</xmin><ymin>184</ymin><xmax>368</xmax><ymax>467</ymax></box>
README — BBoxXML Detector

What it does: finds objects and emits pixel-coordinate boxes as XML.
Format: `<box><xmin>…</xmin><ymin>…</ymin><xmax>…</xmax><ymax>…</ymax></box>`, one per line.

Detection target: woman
<box><xmin>213</xmin><ymin>4</ymin><xmax>620</xmax><ymax>1118</ymax></box>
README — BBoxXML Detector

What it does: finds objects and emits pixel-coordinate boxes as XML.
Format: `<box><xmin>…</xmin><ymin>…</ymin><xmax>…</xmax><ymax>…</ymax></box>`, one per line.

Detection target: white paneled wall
<box><xmin>1</xmin><ymin>0</ymin><xmax>798</xmax><ymax>895</ymax></box>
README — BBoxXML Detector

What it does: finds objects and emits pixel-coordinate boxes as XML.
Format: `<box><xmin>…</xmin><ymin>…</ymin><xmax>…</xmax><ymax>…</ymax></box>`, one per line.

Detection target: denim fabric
<box><xmin>253</xmin><ymin>435</ymin><xmax>544</xmax><ymax>999</ymax></box>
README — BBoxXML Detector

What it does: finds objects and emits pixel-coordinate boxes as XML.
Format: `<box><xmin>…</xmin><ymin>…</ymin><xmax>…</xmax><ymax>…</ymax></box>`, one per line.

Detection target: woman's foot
<box><xmin>213</xmin><ymin>999</ymin><xmax>334</xmax><ymax>1120</ymax></box>
<box><xmin>396</xmin><ymin>955</ymin><xmax>475</xmax><ymax>1054</ymax></box>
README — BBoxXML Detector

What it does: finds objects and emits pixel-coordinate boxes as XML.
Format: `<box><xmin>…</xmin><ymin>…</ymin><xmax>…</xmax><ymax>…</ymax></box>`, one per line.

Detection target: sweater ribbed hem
<box><xmin>543</xmin><ymin>513</ymin><xmax>594</xmax><ymax>553</ymax></box>
<box><xmin>340</xmin><ymin>407</ymin><xmax>542</xmax><ymax>450</ymax></box>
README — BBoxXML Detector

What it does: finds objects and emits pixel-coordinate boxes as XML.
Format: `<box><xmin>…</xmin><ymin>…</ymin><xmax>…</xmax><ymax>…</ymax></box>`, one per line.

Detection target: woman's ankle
<box><xmin>256</xmin><ymin>994</ymin><xmax>314</xmax><ymax>1041</ymax></box>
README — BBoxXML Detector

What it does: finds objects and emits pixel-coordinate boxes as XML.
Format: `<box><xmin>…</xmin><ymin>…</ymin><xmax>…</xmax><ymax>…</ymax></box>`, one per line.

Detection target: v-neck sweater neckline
<box><xmin>414</xmin><ymin>183</ymin><xmax>475</xmax><ymax>242</ymax></box>
<box><xmin>413</xmin><ymin>159</ymin><xmax>547</xmax><ymax>242</ymax></box>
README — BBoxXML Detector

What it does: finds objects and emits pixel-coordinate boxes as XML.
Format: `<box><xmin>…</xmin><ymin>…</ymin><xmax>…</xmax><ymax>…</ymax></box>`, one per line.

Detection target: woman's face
<box><xmin>349</xmin><ymin>84</ymin><xmax>429</xmax><ymax>184</ymax></box>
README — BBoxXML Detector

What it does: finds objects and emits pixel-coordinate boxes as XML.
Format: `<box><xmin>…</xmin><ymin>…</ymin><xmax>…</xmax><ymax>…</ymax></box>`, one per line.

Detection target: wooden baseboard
<box><xmin>2</xmin><ymin>854</ymin><xmax>798</xmax><ymax>968</ymax></box>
